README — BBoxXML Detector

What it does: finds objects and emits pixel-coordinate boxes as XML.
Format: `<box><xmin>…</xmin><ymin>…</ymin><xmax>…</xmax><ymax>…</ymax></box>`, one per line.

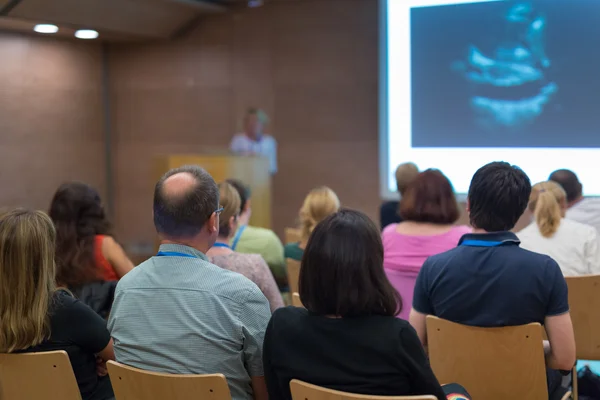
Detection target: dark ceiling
<box><xmin>0</xmin><ymin>0</ymin><xmax>230</xmax><ymax>41</ymax></box>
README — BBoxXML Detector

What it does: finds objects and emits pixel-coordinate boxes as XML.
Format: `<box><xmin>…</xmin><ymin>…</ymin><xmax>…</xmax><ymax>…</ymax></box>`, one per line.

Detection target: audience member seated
<box><xmin>383</xmin><ymin>169</ymin><xmax>470</xmax><ymax>320</ymax></box>
<box><xmin>518</xmin><ymin>181</ymin><xmax>600</xmax><ymax>276</ymax></box>
<box><xmin>207</xmin><ymin>182</ymin><xmax>284</xmax><ymax>312</ymax></box>
<box><xmin>550</xmin><ymin>168</ymin><xmax>600</xmax><ymax>233</ymax></box>
<box><xmin>227</xmin><ymin>179</ymin><xmax>286</xmax><ymax>285</ymax></box>
<box><xmin>263</xmin><ymin>209</ymin><xmax>471</xmax><ymax>400</ymax></box>
<box><xmin>409</xmin><ymin>162</ymin><xmax>576</xmax><ymax>400</ymax></box>
<box><xmin>284</xmin><ymin>186</ymin><xmax>340</xmax><ymax>261</ymax></box>
<box><xmin>49</xmin><ymin>182</ymin><xmax>134</xmax><ymax>286</ymax></box>
<box><xmin>380</xmin><ymin>162</ymin><xmax>419</xmax><ymax>230</ymax></box>
<box><xmin>0</xmin><ymin>209</ymin><xmax>115</xmax><ymax>400</ymax></box>
<box><xmin>108</xmin><ymin>166</ymin><xmax>271</xmax><ymax>400</ymax></box>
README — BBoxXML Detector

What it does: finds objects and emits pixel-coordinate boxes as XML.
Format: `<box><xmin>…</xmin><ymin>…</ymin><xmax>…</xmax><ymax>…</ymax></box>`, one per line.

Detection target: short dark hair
<box><xmin>399</xmin><ymin>169</ymin><xmax>459</xmax><ymax>224</ymax></box>
<box><xmin>153</xmin><ymin>165</ymin><xmax>219</xmax><ymax>238</ymax></box>
<box><xmin>549</xmin><ymin>169</ymin><xmax>582</xmax><ymax>203</ymax></box>
<box><xmin>226</xmin><ymin>179</ymin><xmax>251</xmax><ymax>213</ymax></box>
<box><xmin>299</xmin><ymin>209</ymin><xmax>401</xmax><ymax>318</ymax></box>
<box><xmin>468</xmin><ymin>162</ymin><xmax>531</xmax><ymax>231</ymax></box>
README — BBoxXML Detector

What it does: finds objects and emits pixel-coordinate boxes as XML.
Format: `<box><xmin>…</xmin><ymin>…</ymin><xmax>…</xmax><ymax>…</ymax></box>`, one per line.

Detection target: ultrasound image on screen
<box><xmin>410</xmin><ymin>0</ymin><xmax>600</xmax><ymax>148</ymax></box>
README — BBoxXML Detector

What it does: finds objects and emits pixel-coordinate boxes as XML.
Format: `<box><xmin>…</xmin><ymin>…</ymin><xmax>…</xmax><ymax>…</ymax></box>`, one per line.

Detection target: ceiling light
<box><xmin>33</xmin><ymin>24</ymin><xmax>58</xmax><ymax>34</ymax></box>
<box><xmin>75</xmin><ymin>29</ymin><xmax>98</xmax><ymax>40</ymax></box>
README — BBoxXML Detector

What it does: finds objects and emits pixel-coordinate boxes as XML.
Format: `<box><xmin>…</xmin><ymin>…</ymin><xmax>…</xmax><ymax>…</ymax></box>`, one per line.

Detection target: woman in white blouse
<box><xmin>518</xmin><ymin>181</ymin><xmax>600</xmax><ymax>276</ymax></box>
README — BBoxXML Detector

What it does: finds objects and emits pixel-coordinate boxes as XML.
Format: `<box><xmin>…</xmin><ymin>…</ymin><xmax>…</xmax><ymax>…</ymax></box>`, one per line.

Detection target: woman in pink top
<box><xmin>383</xmin><ymin>169</ymin><xmax>471</xmax><ymax>320</ymax></box>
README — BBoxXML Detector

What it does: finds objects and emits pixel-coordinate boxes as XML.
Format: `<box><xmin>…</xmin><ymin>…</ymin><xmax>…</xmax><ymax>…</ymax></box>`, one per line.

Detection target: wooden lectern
<box><xmin>155</xmin><ymin>154</ymin><xmax>271</xmax><ymax>228</ymax></box>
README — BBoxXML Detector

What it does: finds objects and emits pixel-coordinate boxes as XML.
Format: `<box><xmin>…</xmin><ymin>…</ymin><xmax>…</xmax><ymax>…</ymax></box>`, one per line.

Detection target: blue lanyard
<box><xmin>156</xmin><ymin>251</ymin><xmax>197</xmax><ymax>258</ymax></box>
<box><xmin>461</xmin><ymin>240</ymin><xmax>503</xmax><ymax>247</ymax></box>
<box><xmin>231</xmin><ymin>225</ymin><xmax>247</xmax><ymax>251</ymax></box>
<box><xmin>212</xmin><ymin>242</ymin><xmax>231</xmax><ymax>249</ymax></box>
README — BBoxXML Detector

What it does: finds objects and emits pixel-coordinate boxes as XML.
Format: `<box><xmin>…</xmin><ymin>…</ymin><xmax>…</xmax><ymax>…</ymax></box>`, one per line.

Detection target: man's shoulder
<box><xmin>500</xmin><ymin>246</ymin><xmax>561</xmax><ymax>276</ymax></box>
<box><xmin>424</xmin><ymin>245</ymin><xmax>467</xmax><ymax>265</ymax></box>
<box><xmin>575</xmin><ymin>197</ymin><xmax>600</xmax><ymax>210</ymax></box>
<box><xmin>210</xmin><ymin>264</ymin><xmax>265</xmax><ymax>297</ymax></box>
<box><xmin>117</xmin><ymin>257</ymin><xmax>261</xmax><ymax>299</ymax></box>
<box><xmin>115</xmin><ymin>260</ymin><xmax>149</xmax><ymax>289</ymax></box>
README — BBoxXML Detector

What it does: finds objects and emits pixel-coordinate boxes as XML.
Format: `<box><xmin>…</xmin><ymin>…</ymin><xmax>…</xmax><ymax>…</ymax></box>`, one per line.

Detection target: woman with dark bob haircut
<box><xmin>263</xmin><ymin>209</ymin><xmax>470</xmax><ymax>400</ymax></box>
<box><xmin>49</xmin><ymin>182</ymin><xmax>134</xmax><ymax>288</ymax></box>
<box><xmin>382</xmin><ymin>169</ymin><xmax>470</xmax><ymax>320</ymax></box>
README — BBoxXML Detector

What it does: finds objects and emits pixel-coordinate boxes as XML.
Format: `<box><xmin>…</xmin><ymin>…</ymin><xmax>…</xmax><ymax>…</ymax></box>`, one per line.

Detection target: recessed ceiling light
<box><xmin>75</xmin><ymin>29</ymin><xmax>98</xmax><ymax>40</ymax></box>
<box><xmin>33</xmin><ymin>24</ymin><xmax>58</xmax><ymax>34</ymax></box>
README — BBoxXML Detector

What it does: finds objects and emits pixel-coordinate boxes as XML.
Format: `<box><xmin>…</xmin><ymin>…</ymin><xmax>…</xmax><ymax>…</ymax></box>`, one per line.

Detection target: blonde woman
<box><xmin>518</xmin><ymin>181</ymin><xmax>600</xmax><ymax>276</ymax></box>
<box><xmin>207</xmin><ymin>182</ymin><xmax>284</xmax><ymax>312</ymax></box>
<box><xmin>284</xmin><ymin>186</ymin><xmax>340</xmax><ymax>261</ymax></box>
<box><xmin>0</xmin><ymin>209</ymin><xmax>115</xmax><ymax>400</ymax></box>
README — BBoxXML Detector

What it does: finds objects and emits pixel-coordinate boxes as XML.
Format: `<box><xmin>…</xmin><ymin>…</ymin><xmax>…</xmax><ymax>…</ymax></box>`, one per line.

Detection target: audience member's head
<box><xmin>0</xmin><ymin>209</ymin><xmax>56</xmax><ymax>353</ymax></box>
<box><xmin>217</xmin><ymin>182</ymin><xmax>241</xmax><ymax>239</ymax></box>
<box><xmin>244</xmin><ymin>107</ymin><xmax>269</xmax><ymax>138</ymax></box>
<box><xmin>395</xmin><ymin>162</ymin><xmax>419</xmax><ymax>195</ymax></box>
<box><xmin>49</xmin><ymin>182</ymin><xmax>111</xmax><ymax>287</ymax></box>
<box><xmin>528</xmin><ymin>181</ymin><xmax>567</xmax><ymax>238</ymax></box>
<box><xmin>154</xmin><ymin>165</ymin><xmax>219</xmax><ymax>249</ymax></box>
<box><xmin>226</xmin><ymin>179</ymin><xmax>252</xmax><ymax>215</ymax></box>
<box><xmin>549</xmin><ymin>169</ymin><xmax>583</xmax><ymax>205</ymax></box>
<box><xmin>468</xmin><ymin>161</ymin><xmax>531</xmax><ymax>232</ymax></box>
<box><xmin>299</xmin><ymin>186</ymin><xmax>340</xmax><ymax>242</ymax></box>
<box><xmin>399</xmin><ymin>169</ymin><xmax>459</xmax><ymax>225</ymax></box>
<box><xmin>299</xmin><ymin>209</ymin><xmax>401</xmax><ymax>318</ymax></box>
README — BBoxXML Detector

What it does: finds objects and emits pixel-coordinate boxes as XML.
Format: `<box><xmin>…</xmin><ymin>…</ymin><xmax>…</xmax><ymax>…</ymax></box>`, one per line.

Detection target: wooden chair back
<box><xmin>107</xmin><ymin>361</ymin><xmax>232</xmax><ymax>400</ymax></box>
<box><xmin>566</xmin><ymin>275</ymin><xmax>600</xmax><ymax>359</ymax></box>
<box><xmin>287</xmin><ymin>259</ymin><xmax>301</xmax><ymax>294</ymax></box>
<box><xmin>285</xmin><ymin>227</ymin><xmax>301</xmax><ymax>244</ymax></box>
<box><xmin>292</xmin><ymin>292</ymin><xmax>304</xmax><ymax>308</ymax></box>
<box><xmin>427</xmin><ymin>316</ymin><xmax>547</xmax><ymax>400</ymax></box>
<box><xmin>0</xmin><ymin>351</ymin><xmax>81</xmax><ymax>400</ymax></box>
<box><xmin>290</xmin><ymin>380</ymin><xmax>437</xmax><ymax>400</ymax></box>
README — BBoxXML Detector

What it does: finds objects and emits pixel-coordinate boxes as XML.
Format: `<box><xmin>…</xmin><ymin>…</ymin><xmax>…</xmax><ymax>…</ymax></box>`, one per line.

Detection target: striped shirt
<box><xmin>108</xmin><ymin>244</ymin><xmax>271</xmax><ymax>400</ymax></box>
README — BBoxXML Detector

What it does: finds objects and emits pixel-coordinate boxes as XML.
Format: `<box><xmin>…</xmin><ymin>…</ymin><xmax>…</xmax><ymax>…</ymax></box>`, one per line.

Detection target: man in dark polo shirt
<box><xmin>409</xmin><ymin>161</ymin><xmax>575</xmax><ymax>399</ymax></box>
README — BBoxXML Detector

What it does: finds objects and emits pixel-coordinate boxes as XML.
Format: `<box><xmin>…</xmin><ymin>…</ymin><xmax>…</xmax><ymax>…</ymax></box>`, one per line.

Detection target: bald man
<box><xmin>108</xmin><ymin>165</ymin><xmax>270</xmax><ymax>400</ymax></box>
<box><xmin>549</xmin><ymin>169</ymin><xmax>600</xmax><ymax>233</ymax></box>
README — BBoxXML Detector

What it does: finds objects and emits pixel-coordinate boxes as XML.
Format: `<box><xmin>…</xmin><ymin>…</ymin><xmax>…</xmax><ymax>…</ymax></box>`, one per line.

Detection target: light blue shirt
<box><xmin>108</xmin><ymin>244</ymin><xmax>271</xmax><ymax>400</ymax></box>
<box><xmin>230</xmin><ymin>133</ymin><xmax>278</xmax><ymax>174</ymax></box>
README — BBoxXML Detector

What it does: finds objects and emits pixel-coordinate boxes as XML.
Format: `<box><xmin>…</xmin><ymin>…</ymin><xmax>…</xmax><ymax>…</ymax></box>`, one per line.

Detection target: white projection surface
<box><xmin>380</xmin><ymin>0</ymin><xmax>600</xmax><ymax>198</ymax></box>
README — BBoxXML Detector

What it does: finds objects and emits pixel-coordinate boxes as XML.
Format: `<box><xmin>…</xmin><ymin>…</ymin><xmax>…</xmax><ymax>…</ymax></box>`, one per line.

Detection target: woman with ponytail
<box><xmin>519</xmin><ymin>181</ymin><xmax>600</xmax><ymax>276</ymax></box>
<box><xmin>284</xmin><ymin>187</ymin><xmax>340</xmax><ymax>261</ymax></box>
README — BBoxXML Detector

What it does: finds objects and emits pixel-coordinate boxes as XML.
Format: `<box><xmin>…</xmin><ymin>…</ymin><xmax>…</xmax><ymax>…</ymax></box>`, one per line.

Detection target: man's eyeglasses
<box><xmin>215</xmin><ymin>207</ymin><xmax>224</xmax><ymax>215</ymax></box>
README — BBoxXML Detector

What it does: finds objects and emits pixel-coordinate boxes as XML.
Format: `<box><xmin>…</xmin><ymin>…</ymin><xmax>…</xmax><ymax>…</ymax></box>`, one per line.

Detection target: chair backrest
<box><xmin>566</xmin><ymin>275</ymin><xmax>600</xmax><ymax>359</ymax></box>
<box><xmin>426</xmin><ymin>316</ymin><xmax>547</xmax><ymax>400</ymax></box>
<box><xmin>290</xmin><ymin>380</ymin><xmax>436</xmax><ymax>400</ymax></box>
<box><xmin>292</xmin><ymin>292</ymin><xmax>304</xmax><ymax>308</ymax></box>
<box><xmin>287</xmin><ymin>258</ymin><xmax>301</xmax><ymax>294</ymax></box>
<box><xmin>107</xmin><ymin>361</ymin><xmax>231</xmax><ymax>400</ymax></box>
<box><xmin>0</xmin><ymin>351</ymin><xmax>82</xmax><ymax>400</ymax></box>
<box><xmin>285</xmin><ymin>227</ymin><xmax>301</xmax><ymax>244</ymax></box>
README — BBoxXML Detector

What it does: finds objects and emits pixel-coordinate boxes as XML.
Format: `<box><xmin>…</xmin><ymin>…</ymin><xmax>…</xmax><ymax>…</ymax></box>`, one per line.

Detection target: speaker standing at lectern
<box><xmin>230</xmin><ymin>108</ymin><xmax>277</xmax><ymax>175</ymax></box>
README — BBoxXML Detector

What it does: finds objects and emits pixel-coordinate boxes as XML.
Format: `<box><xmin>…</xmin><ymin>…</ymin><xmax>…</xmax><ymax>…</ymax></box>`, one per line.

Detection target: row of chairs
<box><xmin>429</xmin><ymin>275</ymin><xmax>600</xmax><ymax>400</ymax></box>
<box><xmin>284</xmin><ymin>298</ymin><xmax>572</xmax><ymax>400</ymax></box>
<box><xmin>286</xmin><ymin>269</ymin><xmax>600</xmax><ymax>399</ymax></box>
<box><xmin>0</xmin><ymin>351</ymin><xmax>437</xmax><ymax>400</ymax></box>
